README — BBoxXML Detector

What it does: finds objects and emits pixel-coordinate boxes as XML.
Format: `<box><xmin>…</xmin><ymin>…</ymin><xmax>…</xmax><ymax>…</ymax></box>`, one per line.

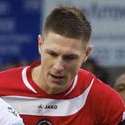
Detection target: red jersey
<box><xmin>0</xmin><ymin>64</ymin><xmax>124</xmax><ymax>125</ymax></box>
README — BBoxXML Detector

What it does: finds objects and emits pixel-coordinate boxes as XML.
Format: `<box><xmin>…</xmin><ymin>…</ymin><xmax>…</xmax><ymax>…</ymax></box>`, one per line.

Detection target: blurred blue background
<box><xmin>0</xmin><ymin>0</ymin><xmax>42</xmax><ymax>69</ymax></box>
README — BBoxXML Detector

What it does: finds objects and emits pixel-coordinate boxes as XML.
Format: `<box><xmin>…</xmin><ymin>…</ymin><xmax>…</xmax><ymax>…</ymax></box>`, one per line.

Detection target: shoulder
<box><xmin>0</xmin><ymin>66</ymin><xmax>23</xmax><ymax>78</ymax></box>
<box><xmin>90</xmin><ymin>74</ymin><xmax>125</xmax><ymax>124</ymax></box>
<box><xmin>79</xmin><ymin>69</ymin><xmax>125</xmax><ymax>124</ymax></box>
<box><xmin>92</xmin><ymin>77</ymin><xmax>124</xmax><ymax>104</ymax></box>
<box><xmin>79</xmin><ymin>69</ymin><xmax>123</xmax><ymax>101</ymax></box>
<box><xmin>0</xmin><ymin>66</ymin><xmax>25</xmax><ymax>91</ymax></box>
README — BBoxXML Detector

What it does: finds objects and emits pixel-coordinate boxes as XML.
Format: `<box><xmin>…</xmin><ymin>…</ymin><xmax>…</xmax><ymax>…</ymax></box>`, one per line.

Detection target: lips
<box><xmin>50</xmin><ymin>73</ymin><xmax>64</xmax><ymax>79</ymax></box>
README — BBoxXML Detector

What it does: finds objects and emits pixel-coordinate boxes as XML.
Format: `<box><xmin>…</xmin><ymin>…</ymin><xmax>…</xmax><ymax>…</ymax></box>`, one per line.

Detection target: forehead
<box><xmin>43</xmin><ymin>32</ymin><xmax>86</xmax><ymax>54</ymax></box>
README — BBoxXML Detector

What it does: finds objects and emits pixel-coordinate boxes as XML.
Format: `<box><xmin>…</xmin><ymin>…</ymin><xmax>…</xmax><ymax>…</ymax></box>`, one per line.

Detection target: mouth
<box><xmin>49</xmin><ymin>73</ymin><xmax>64</xmax><ymax>79</ymax></box>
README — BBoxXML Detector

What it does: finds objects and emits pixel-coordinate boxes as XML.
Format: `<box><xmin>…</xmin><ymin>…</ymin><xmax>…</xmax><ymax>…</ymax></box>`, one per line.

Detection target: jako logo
<box><xmin>38</xmin><ymin>104</ymin><xmax>57</xmax><ymax>110</ymax></box>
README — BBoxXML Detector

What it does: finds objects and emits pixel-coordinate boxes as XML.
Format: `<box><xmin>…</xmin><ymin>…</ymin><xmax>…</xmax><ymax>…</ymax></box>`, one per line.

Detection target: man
<box><xmin>0</xmin><ymin>98</ymin><xmax>24</xmax><ymax>125</ymax></box>
<box><xmin>114</xmin><ymin>73</ymin><xmax>125</xmax><ymax>101</ymax></box>
<box><xmin>0</xmin><ymin>6</ymin><xmax>125</xmax><ymax>125</ymax></box>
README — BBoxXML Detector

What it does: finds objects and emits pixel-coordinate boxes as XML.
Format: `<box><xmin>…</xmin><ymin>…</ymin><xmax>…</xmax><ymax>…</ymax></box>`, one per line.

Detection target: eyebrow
<box><xmin>45</xmin><ymin>49</ymin><xmax>79</xmax><ymax>58</ymax></box>
<box><xmin>62</xmin><ymin>54</ymin><xmax>79</xmax><ymax>59</ymax></box>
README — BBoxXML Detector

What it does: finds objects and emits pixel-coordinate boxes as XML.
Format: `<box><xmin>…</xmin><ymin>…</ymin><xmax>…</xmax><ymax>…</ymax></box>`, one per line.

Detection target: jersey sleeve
<box><xmin>101</xmin><ymin>86</ymin><xmax>125</xmax><ymax>125</ymax></box>
<box><xmin>93</xmin><ymin>78</ymin><xmax>125</xmax><ymax>125</ymax></box>
<box><xmin>0</xmin><ymin>98</ymin><xmax>24</xmax><ymax>125</ymax></box>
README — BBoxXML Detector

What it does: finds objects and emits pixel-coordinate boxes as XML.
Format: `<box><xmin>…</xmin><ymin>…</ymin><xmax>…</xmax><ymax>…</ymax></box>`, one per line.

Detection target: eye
<box><xmin>63</xmin><ymin>55</ymin><xmax>78</xmax><ymax>61</ymax></box>
<box><xmin>46</xmin><ymin>50</ymin><xmax>58</xmax><ymax>57</ymax></box>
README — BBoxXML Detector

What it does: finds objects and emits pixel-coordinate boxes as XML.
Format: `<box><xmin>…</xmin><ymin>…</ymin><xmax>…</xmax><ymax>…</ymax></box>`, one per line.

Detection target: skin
<box><xmin>114</xmin><ymin>74</ymin><xmax>125</xmax><ymax>101</ymax></box>
<box><xmin>32</xmin><ymin>31</ymin><xmax>91</xmax><ymax>94</ymax></box>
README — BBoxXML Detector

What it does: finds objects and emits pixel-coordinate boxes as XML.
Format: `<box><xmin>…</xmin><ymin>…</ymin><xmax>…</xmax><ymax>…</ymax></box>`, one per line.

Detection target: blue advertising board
<box><xmin>0</xmin><ymin>0</ymin><xmax>42</xmax><ymax>69</ymax></box>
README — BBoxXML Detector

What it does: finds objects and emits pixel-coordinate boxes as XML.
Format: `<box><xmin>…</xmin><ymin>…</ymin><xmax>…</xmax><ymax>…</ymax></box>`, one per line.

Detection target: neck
<box><xmin>32</xmin><ymin>65</ymin><xmax>41</xmax><ymax>87</ymax></box>
<box><xmin>31</xmin><ymin>66</ymin><xmax>73</xmax><ymax>95</ymax></box>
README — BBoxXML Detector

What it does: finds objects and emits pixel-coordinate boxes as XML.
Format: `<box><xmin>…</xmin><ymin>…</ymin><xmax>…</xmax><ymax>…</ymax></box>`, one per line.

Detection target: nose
<box><xmin>53</xmin><ymin>58</ymin><xmax>65</xmax><ymax>72</ymax></box>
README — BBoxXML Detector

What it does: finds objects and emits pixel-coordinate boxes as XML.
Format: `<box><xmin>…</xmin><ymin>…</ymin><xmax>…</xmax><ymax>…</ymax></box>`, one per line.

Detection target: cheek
<box><xmin>41</xmin><ymin>56</ymin><xmax>51</xmax><ymax>73</ymax></box>
<box><xmin>66</xmin><ymin>63</ymin><xmax>80</xmax><ymax>76</ymax></box>
<box><xmin>41</xmin><ymin>53</ymin><xmax>52</xmax><ymax>65</ymax></box>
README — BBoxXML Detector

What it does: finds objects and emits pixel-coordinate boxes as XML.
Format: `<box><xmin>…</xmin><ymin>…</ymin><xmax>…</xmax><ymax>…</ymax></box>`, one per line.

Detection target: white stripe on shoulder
<box><xmin>22</xmin><ymin>66</ymin><xmax>37</xmax><ymax>93</ymax></box>
<box><xmin>1</xmin><ymin>78</ymin><xmax>95</xmax><ymax>116</ymax></box>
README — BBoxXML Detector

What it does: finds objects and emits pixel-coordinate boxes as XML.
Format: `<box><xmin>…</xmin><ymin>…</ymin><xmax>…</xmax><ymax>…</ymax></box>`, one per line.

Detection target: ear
<box><xmin>38</xmin><ymin>34</ymin><xmax>44</xmax><ymax>44</ymax></box>
<box><xmin>83</xmin><ymin>45</ymin><xmax>93</xmax><ymax>62</ymax></box>
<box><xmin>38</xmin><ymin>34</ymin><xmax>44</xmax><ymax>54</ymax></box>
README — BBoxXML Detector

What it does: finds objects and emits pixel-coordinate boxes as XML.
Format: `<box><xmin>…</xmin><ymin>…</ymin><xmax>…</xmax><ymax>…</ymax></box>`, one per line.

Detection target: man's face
<box><xmin>114</xmin><ymin>74</ymin><xmax>125</xmax><ymax>101</ymax></box>
<box><xmin>38</xmin><ymin>32</ymin><xmax>90</xmax><ymax>94</ymax></box>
